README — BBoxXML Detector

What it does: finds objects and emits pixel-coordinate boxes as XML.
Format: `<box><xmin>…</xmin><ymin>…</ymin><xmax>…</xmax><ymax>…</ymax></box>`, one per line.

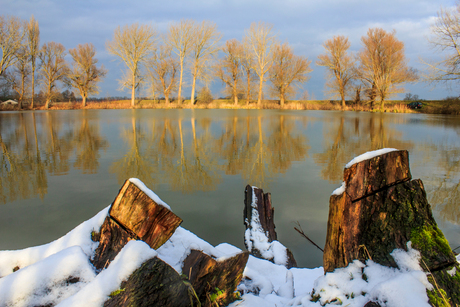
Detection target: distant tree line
<box><xmin>1</xmin><ymin>3</ymin><xmax>459</xmax><ymax>110</ymax></box>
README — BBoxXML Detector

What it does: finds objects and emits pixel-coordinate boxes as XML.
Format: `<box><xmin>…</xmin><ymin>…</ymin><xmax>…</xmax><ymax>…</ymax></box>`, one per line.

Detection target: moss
<box><xmin>427</xmin><ymin>287</ymin><xmax>450</xmax><ymax>307</ymax></box>
<box><xmin>109</xmin><ymin>288</ymin><xmax>125</xmax><ymax>297</ymax></box>
<box><xmin>410</xmin><ymin>224</ymin><xmax>452</xmax><ymax>258</ymax></box>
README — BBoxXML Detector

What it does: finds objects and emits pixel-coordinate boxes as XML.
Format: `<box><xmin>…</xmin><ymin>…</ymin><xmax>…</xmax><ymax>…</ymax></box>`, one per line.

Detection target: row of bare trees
<box><xmin>0</xmin><ymin>15</ymin><xmax>107</xmax><ymax>109</ymax></box>
<box><xmin>3</xmin><ymin>3</ymin><xmax>459</xmax><ymax>109</ymax></box>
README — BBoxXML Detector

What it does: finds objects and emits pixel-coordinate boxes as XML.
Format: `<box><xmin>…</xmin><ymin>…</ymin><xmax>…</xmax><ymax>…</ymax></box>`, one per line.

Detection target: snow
<box><xmin>129</xmin><ymin>178</ymin><xmax>171</xmax><ymax>210</ymax></box>
<box><xmin>345</xmin><ymin>148</ymin><xmax>399</xmax><ymax>168</ymax></box>
<box><xmin>0</xmin><ymin>181</ymin><xmax>438</xmax><ymax>307</ymax></box>
<box><xmin>244</xmin><ymin>186</ymin><xmax>290</xmax><ymax>266</ymax></box>
<box><xmin>331</xmin><ymin>182</ymin><xmax>346</xmax><ymax>195</ymax></box>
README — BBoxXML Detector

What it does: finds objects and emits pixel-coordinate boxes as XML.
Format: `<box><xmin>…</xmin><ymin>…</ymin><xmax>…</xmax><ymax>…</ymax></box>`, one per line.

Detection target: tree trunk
<box><xmin>91</xmin><ymin>179</ymin><xmax>182</xmax><ymax>270</ymax></box>
<box><xmin>280</xmin><ymin>93</ymin><xmax>285</xmax><ymax>107</ymax></box>
<box><xmin>182</xmin><ymin>250</ymin><xmax>249</xmax><ymax>307</ymax></box>
<box><xmin>31</xmin><ymin>68</ymin><xmax>35</xmax><ymax>109</ymax></box>
<box><xmin>190</xmin><ymin>66</ymin><xmax>197</xmax><ymax>106</ymax></box>
<box><xmin>323</xmin><ymin>149</ymin><xmax>460</xmax><ymax>306</ymax></box>
<box><xmin>178</xmin><ymin>61</ymin><xmax>184</xmax><ymax>104</ymax></box>
<box><xmin>246</xmin><ymin>71</ymin><xmax>251</xmax><ymax>105</ymax></box>
<box><xmin>243</xmin><ymin>185</ymin><xmax>297</xmax><ymax>268</ymax></box>
<box><xmin>257</xmin><ymin>76</ymin><xmax>263</xmax><ymax>106</ymax></box>
<box><xmin>233</xmin><ymin>79</ymin><xmax>238</xmax><ymax>105</ymax></box>
<box><xmin>45</xmin><ymin>99</ymin><xmax>50</xmax><ymax>109</ymax></box>
<box><xmin>131</xmin><ymin>72</ymin><xmax>136</xmax><ymax>108</ymax></box>
<box><xmin>82</xmin><ymin>95</ymin><xmax>87</xmax><ymax>107</ymax></box>
<box><xmin>104</xmin><ymin>256</ymin><xmax>199</xmax><ymax>307</ymax></box>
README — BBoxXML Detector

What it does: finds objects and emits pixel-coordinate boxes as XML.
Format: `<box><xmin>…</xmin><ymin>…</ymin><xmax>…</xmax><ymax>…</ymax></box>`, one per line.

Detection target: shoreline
<box><xmin>1</xmin><ymin>99</ymin><xmax>459</xmax><ymax>115</ymax></box>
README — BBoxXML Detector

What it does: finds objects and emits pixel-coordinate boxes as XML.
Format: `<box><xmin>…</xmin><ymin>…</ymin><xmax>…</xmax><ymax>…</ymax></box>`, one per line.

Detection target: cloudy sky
<box><xmin>3</xmin><ymin>0</ymin><xmax>457</xmax><ymax>100</ymax></box>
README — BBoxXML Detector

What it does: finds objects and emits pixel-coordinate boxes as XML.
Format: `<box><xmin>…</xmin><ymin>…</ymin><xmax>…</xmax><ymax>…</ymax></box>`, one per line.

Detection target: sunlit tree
<box><xmin>243</xmin><ymin>22</ymin><xmax>277</xmax><ymax>106</ymax></box>
<box><xmin>357</xmin><ymin>28</ymin><xmax>417</xmax><ymax>110</ymax></box>
<box><xmin>38</xmin><ymin>42</ymin><xmax>68</xmax><ymax>109</ymax></box>
<box><xmin>68</xmin><ymin>43</ymin><xmax>107</xmax><ymax>107</ymax></box>
<box><xmin>316</xmin><ymin>35</ymin><xmax>356</xmax><ymax>109</ymax></box>
<box><xmin>269</xmin><ymin>43</ymin><xmax>312</xmax><ymax>106</ymax></box>
<box><xmin>215</xmin><ymin>39</ymin><xmax>243</xmax><ymax>105</ymax></box>
<box><xmin>106</xmin><ymin>23</ymin><xmax>157</xmax><ymax>107</ymax></box>
<box><xmin>26</xmin><ymin>15</ymin><xmax>40</xmax><ymax>108</ymax></box>
<box><xmin>0</xmin><ymin>15</ymin><xmax>24</xmax><ymax>77</ymax></box>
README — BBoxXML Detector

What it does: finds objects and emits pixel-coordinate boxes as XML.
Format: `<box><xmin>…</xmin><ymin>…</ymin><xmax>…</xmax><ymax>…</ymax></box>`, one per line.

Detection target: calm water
<box><xmin>0</xmin><ymin>109</ymin><xmax>459</xmax><ymax>268</ymax></box>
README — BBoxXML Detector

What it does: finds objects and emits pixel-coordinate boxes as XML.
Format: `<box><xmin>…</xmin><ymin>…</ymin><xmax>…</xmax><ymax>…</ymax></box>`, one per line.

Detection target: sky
<box><xmin>3</xmin><ymin>0</ymin><xmax>458</xmax><ymax>100</ymax></box>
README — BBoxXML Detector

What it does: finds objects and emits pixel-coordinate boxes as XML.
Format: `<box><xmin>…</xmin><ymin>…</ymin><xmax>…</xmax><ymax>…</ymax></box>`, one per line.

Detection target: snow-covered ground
<box><xmin>0</xmin><ymin>189</ymin><xmax>436</xmax><ymax>307</ymax></box>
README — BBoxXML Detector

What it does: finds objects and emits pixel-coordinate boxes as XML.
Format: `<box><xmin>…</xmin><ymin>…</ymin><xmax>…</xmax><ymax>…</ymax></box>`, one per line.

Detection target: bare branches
<box><xmin>215</xmin><ymin>39</ymin><xmax>243</xmax><ymax>105</ymax></box>
<box><xmin>357</xmin><ymin>28</ymin><xmax>417</xmax><ymax>110</ymax></box>
<box><xmin>167</xmin><ymin>19</ymin><xmax>196</xmax><ymax>104</ymax></box>
<box><xmin>68</xmin><ymin>43</ymin><xmax>107</xmax><ymax>107</ymax></box>
<box><xmin>244</xmin><ymin>22</ymin><xmax>277</xmax><ymax>106</ymax></box>
<box><xmin>423</xmin><ymin>4</ymin><xmax>460</xmax><ymax>87</ymax></box>
<box><xmin>106</xmin><ymin>23</ymin><xmax>157</xmax><ymax>107</ymax></box>
<box><xmin>26</xmin><ymin>15</ymin><xmax>40</xmax><ymax>108</ymax></box>
<box><xmin>269</xmin><ymin>43</ymin><xmax>312</xmax><ymax>106</ymax></box>
<box><xmin>189</xmin><ymin>21</ymin><xmax>221</xmax><ymax>105</ymax></box>
<box><xmin>316</xmin><ymin>35</ymin><xmax>356</xmax><ymax>109</ymax></box>
<box><xmin>0</xmin><ymin>15</ymin><xmax>25</xmax><ymax>77</ymax></box>
<box><xmin>38</xmin><ymin>42</ymin><xmax>69</xmax><ymax>109</ymax></box>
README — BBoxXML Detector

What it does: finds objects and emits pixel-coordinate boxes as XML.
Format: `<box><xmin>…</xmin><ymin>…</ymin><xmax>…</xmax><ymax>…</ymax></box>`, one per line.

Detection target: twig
<box><xmin>294</xmin><ymin>222</ymin><xmax>324</xmax><ymax>253</ymax></box>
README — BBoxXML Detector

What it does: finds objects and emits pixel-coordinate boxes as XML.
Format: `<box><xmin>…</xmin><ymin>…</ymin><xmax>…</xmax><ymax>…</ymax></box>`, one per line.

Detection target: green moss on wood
<box><xmin>109</xmin><ymin>288</ymin><xmax>125</xmax><ymax>297</ymax></box>
<box><xmin>410</xmin><ymin>224</ymin><xmax>452</xmax><ymax>260</ymax></box>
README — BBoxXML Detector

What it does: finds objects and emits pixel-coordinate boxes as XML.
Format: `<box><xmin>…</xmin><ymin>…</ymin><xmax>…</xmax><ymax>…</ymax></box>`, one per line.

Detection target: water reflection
<box><xmin>314</xmin><ymin>114</ymin><xmax>414</xmax><ymax>183</ymax></box>
<box><xmin>0</xmin><ymin>111</ymin><xmax>108</xmax><ymax>204</ymax></box>
<box><xmin>1</xmin><ymin>110</ymin><xmax>460</xmax><ymax>268</ymax></box>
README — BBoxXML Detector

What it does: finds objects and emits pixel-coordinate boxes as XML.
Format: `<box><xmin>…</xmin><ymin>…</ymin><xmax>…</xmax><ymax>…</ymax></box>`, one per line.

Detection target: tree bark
<box><xmin>244</xmin><ymin>185</ymin><xmax>297</xmax><ymax>268</ymax></box>
<box><xmin>104</xmin><ymin>256</ymin><xmax>199</xmax><ymax>307</ymax></box>
<box><xmin>323</xmin><ymin>149</ymin><xmax>460</xmax><ymax>306</ymax></box>
<box><xmin>182</xmin><ymin>250</ymin><xmax>249</xmax><ymax>307</ymax></box>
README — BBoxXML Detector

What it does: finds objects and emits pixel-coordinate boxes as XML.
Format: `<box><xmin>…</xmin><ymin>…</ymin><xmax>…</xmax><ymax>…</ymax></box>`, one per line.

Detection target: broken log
<box><xmin>92</xmin><ymin>179</ymin><xmax>182</xmax><ymax>270</ymax></box>
<box><xmin>104</xmin><ymin>256</ymin><xmax>199</xmax><ymax>307</ymax></box>
<box><xmin>323</xmin><ymin>149</ymin><xmax>460</xmax><ymax>306</ymax></box>
<box><xmin>182</xmin><ymin>249</ymin><xmax>249</xmax><ymax>307</ymax></box>
<box><xmin>244</xmin><ymin>185</ymin><xmax>297</xmax><ymax>268</ymax></box>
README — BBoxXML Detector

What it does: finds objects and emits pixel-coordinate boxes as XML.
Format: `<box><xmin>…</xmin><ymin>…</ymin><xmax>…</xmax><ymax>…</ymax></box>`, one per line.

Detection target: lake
<box><xmin>0</xmin><ymin>109</ymin><xmax>459</xmax><ymax>268</ymax></box>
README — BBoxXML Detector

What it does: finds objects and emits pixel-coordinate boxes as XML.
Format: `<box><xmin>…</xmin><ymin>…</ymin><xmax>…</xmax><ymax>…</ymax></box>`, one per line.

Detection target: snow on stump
<box><xmin>103</xmin><ymin>256</ymin><xmax>199</xmax><ymax>307</ymax></box>
<box><xmin>323</xmin><ymin>149</ymin><xmax>460</xmax><ymax>306</ymax></box>
<box><xmin>243</xmin><ymin>185</ymin><xmax>297</xmax><ymax>268</ymax></box>
<box><xmin>182</xmin><ymin>249</ymin><xmax>249</xmax><ymax>307</ymax></box>
<box><xmin>92</xmin><ymin>179</ymin><xmax>182</xmax><ymax>270</ymax></box>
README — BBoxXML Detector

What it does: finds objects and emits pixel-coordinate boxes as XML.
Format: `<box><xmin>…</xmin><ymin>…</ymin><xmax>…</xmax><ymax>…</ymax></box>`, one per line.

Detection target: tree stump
<box><xmin>244</xmin><ymin>185</ymin><xmax>297</xmax><ymax>268</ymax></box>
<box><xmin>323</xmin><ymin>149</ymin><xmax>460</xmax><ymax>306</ymax></box>
<box><xmin>92</xmin><ymin>179</ymin><xmax>182</xmax><ymax>270</ymax></box>
<box><xmin>104</xmin><ymin>256</ymin><xmax>199</xmax><ymax>307</ymax></box>
<box><xmin>182</xmin><ymin>250</ymin><xmax>249</xmax><ymax>307</ymax></box>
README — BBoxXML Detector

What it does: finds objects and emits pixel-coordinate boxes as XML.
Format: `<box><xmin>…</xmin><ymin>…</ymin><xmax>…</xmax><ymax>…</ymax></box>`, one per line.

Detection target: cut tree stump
<box><xmin>92</xmin><ymin>179</ymin><xmax>182</xmax><ymax>270</ymax></box>
<box><xmin>244</xmin><ymin>185</ymin><xmax>297</xmax><ymax>268</ymax></box>
<box><xmin>104</xmin><ymin>256</ymin><xmax>199</xmax><ymax>307</ymax></box>
<box><xmin>182</xmin><ymin>249</ymin><xmax>249</xmax><ymax>307</ymax></box>
<box><xmin>323</xmin><ymin>149</ymin><xmax>460</xmax><ymax>306</ymax></box>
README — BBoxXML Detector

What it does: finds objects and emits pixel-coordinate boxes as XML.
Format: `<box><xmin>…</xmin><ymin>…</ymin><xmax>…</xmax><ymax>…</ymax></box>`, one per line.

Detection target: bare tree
<box><xmin>357</xmin><ymin>28</ymin><xmax>417</xmax><ymax>110</ymax></box>
<box><xmin>243</xmin><ymin>22</ymin><xmax>277</xmax><ymax>106</ymax></box>
<box><xmin>215</xmin><ymin>39</ymin><xmax>243</xmax><ymax>105</ymax></box>
<box><xmin>0</xmin><ymin>15</ymin><xmax>25</xmax><ymax>77</ymax></box>
<box><xmin>316</xmin><ymin>35</ymin><xmax>356</xmax><ymax>109</ymax></box>
<box><xmin>38</xmin><ymin>42</ymin><xmax>68</xmax><ymax>109</ymax></box>
<box><xmin>106</xmin><ymin>23</ymin><xmax>156</xmax><ymax>107</ymax></box>
<box><xmin>67</xmin><ymin>43</ymin><xmax>107</xmax><ymax>107</ymax></box>
<box><xmin>4</xmin><ymin>46</ymin><xmax>30</xmax><ymax>108</ymax></box>
<box><xmin>240</xmin><ymin>42</ymin><xmax>256</xmax><ymax>105</ymax></box>
<box><xmin>189</xmin><ymin>21</ymin><xmax>221</xmax><ymax>105</ymax></box>
<box><xmin>423</xmin><ymin>4</ymin><xmax>460</xmax><ymax>88</ymax></box>
<box><xmin>167</xmin><ymin>19</ymin><xmax>196</xmax><ymax>104</ymax></box>
<box><xmin>269</xmin><ymin>43</ymin><xmax>312</xmax><ymax>106</ymax></box>
<box><xmin>26</xmin><ymin>15</ymin><xmax>40</xmax><ymax>108</ymax></box>
<box><xmin>147</xmin><ymin>44</ymin><xmax>178</xmax><ymax>104</ymax></box>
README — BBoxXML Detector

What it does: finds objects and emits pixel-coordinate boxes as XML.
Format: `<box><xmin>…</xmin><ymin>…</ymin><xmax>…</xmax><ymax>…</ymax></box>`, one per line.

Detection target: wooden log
<box><xmin>91</xmin><ymin>216</ymin><xmax>133</xmax><ymax>271</ymax></box>
<box><xmin>103</xmin><ymin>256</ymin><xmax>199</xmax><ymax>307</ymax></box>
<box><xmin>344</xmin><ymin>150</ymin><xmax>411</xmax><ymax>201</ymax></box>
<box><xmin>92</xmin><ymin>179</ymin><xmax>182</xmax><ymax>270</ymax></box>
<box><xmin>243</xmin><ymin>185</ymin><xmax>297</xmax><ymax>268</ymax></box>
<box><xmin>182</xmin><ymin>250</ymin><xmax>249</xmax><ymax>307</ymax></box>
<box><xmin>109</xmin><ymin>180</ymin><xmax>183</xmax><ymax>249</ymax></box>
<box><xmin>323</xmin><ymin>150</ymin><xmax>460</xmax><ymax>306</ymax></box>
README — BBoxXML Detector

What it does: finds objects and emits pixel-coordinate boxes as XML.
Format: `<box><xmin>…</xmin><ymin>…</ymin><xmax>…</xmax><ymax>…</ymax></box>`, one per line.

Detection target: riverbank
<box><xmin>2</xmin><ymin>99</ymin><xmax>460</xmax><ymax>115</ymax></box>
